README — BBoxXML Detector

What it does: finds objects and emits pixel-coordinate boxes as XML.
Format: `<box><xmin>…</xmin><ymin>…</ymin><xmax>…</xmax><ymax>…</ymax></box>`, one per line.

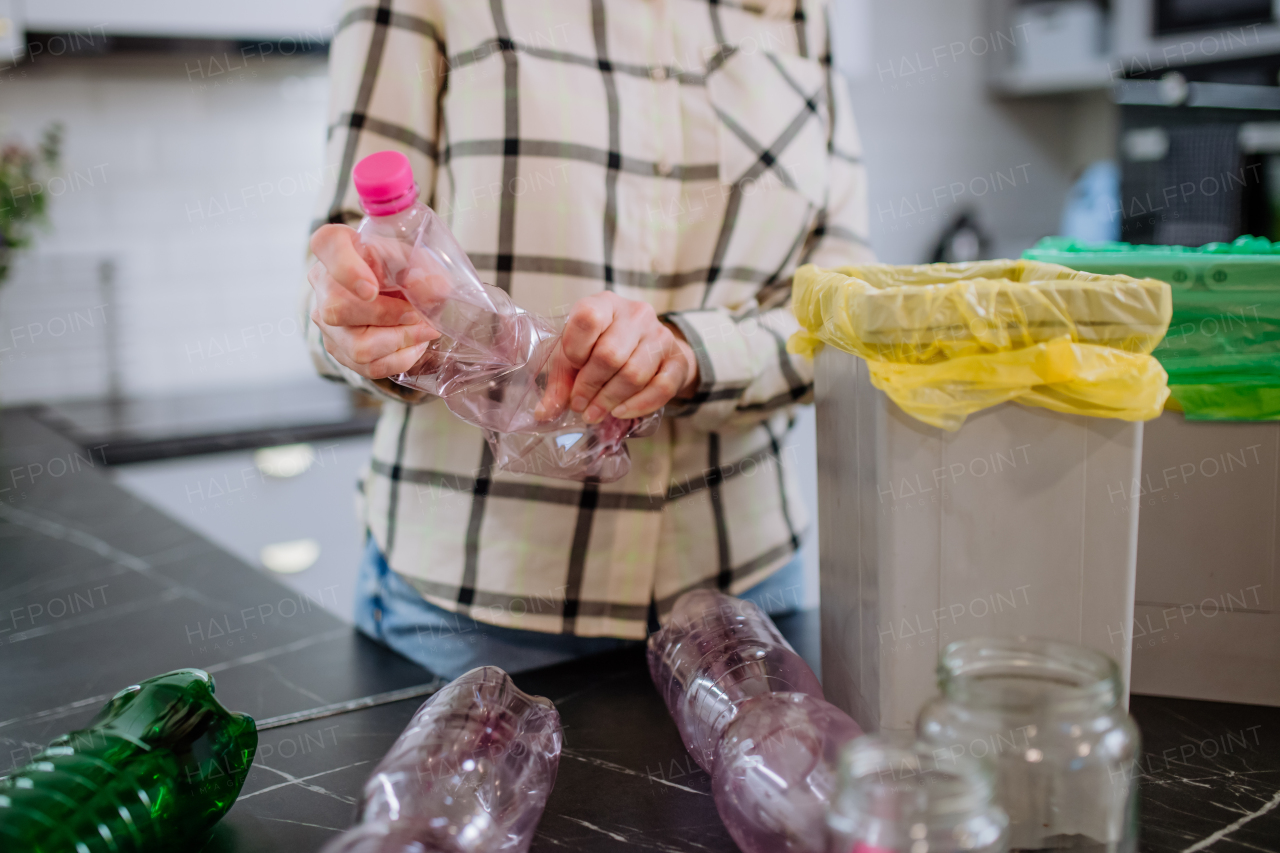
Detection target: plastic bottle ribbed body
<box><xmin>649</xmin><ymin>591</ymin><xmax>863</xmax><ymax>853</ymax></box>
<box><xmin>0</xmin><ymin>669</ymin><xmax>257</xmax><ymax>853</ymax></box>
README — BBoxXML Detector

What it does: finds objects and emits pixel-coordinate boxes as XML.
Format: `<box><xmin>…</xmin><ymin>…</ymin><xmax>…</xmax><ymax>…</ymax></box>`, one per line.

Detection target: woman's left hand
<box><xmin>537</xmin><ymin>292</ymin><xmax>699</xmax><ymax>424</ymax></box>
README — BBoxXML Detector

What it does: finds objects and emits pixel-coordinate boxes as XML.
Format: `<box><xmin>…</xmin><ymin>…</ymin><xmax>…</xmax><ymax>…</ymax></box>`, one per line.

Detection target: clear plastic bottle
<box><xmin>716</xmin><ymin>692</ymin><xmax>864</xmax><ymax>853</ymax></box>
<box><xmin>648</xmin><ymin>591</ymin><xmax>863</xmax><ymax>853</ymax></box>
<box><xmin>826</xmin><ymin>735</ymin><xmax>1008</xmax><ymax>853</ymax></box>
<box><xmin>915</xmin><ymin>638</ymin><xmax>1140</xmax><ymax>853</ymax></box>
<box><xmin>318</xmin><ymin>666</ymin><xmax>561</xmax><ymax>853</ymax></box>
<box><xmin>0</xmin><ymin>669</ymin><xmax>257</xmax><ymax>853</ymax></box>
<box><xmin>351</xmin><ymin>151</ymin><xmax>659</xmax><ymax>482</ymax></box>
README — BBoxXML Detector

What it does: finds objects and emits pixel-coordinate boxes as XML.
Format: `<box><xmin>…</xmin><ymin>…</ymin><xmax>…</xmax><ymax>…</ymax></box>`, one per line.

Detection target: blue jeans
<box><xmin>354</xmin><ymin>537</ymin><xmax>808</xmax><ymax>679</ymax></box>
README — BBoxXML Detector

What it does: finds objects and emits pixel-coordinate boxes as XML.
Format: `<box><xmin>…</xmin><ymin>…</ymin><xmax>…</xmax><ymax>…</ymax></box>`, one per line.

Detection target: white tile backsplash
<box><xmin>0</xmin><ymin>53</ymin><xmax>330</xmax><ymax>403</ymax></box>
<box><xmin>0</xmin><ymin>252</ymin><xmax>116</xmax><ymax>400</ymax></box>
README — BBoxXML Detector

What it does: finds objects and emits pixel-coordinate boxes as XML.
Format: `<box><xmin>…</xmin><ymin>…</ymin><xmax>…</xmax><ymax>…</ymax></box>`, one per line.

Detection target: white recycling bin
<box><xmin>815</xmin><ymin>349</ymin><xmax>1144</xmax><ymax>733</ymax></box>
<box><xmin>1125</xmin><ymin>413</ymin><xmax>1280</xmax><ymax>706</ymax></box>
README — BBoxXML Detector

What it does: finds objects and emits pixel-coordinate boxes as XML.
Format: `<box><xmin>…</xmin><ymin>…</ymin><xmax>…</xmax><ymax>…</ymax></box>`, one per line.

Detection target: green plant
<box><xmin>0</xmin><ymin>123</ymin><xmax>62</xmax><ymax>284</ymax></box>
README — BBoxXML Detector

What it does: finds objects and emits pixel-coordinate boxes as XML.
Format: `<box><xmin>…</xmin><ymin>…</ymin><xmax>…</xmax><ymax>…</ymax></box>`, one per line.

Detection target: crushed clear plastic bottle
<box><xmin>351</xmin><ymin>151</ymin><xmax>659</xmax><ymax>482</ymax></box>
<box><xmin>318</xmin><ymin>666</ymin><xmax>562</xmax><ymax>853</ymax></box>
<box><xmin>648</xmin><ymin>590</ymin><xmax>864</xmax><ymax>853</ymax></box>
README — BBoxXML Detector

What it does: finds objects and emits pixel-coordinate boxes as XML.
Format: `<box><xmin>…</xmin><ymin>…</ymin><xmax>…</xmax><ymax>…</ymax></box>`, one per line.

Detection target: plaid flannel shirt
<box><xmin>305</xmin><ymin>0</ymin><xmax>873</xmax><ymax>639</ymax></box>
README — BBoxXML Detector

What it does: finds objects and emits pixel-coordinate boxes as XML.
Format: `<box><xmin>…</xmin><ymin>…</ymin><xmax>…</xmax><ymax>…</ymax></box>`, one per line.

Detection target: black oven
<box><xmin>1118</xmin><ymin>82</ymin><xmax>1280</xmax><ymax>245</ymax></box>
<box><xmin>1155</xmin><ymin>0</ymin><xmax>1276</xmax><ymax>36</ymax></box>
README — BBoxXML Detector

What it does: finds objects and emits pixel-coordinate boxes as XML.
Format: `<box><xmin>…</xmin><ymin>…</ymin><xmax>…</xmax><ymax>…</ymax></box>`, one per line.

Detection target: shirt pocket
<box><xmin>705</xmin><ymin>49</ymin><xmax>830</xmax><ymax>209</ymax></box>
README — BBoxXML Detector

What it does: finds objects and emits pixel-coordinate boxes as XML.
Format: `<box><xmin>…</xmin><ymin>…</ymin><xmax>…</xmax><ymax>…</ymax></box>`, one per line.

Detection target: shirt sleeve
<box><xmin>303</xmin><ymin>0</ymin><xmax>447</xmax><ymax>405</ymax></box>
<box><xmin>662</xmin><ymin>15</ymin><xmax>874</xmax><ymax>432</ymax></box>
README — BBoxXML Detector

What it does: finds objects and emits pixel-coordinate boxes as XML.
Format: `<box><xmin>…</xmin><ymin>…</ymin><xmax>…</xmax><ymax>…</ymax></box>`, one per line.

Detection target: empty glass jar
<box><xmin>826</xmin><ymin>735</ymin><xmax>1008</xmax><ymax>853</ymax></box>
<box><xmin>916</xmin><ymin>638</ymin><xmax>1139</xmax><ymax>853</ymax></box>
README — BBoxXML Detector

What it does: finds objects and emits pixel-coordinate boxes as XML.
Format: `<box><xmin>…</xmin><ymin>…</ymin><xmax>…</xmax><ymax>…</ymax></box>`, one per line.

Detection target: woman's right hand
<box><xmin>308</xmin><ymin>224</ymin><xmax>440</xmax><ymax>380</ymax></box>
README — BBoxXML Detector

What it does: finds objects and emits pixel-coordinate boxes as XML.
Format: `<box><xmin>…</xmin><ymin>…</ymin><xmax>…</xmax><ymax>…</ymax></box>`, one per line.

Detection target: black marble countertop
<box><xmin>35</xmin><ymin>380</ymin><xmax>377</xmax><ymax>465</ymax></box>
<box><xmin>2</xmin><ymin>408</ymin><xmax>1278</xmax><ymax>852</ymax></box>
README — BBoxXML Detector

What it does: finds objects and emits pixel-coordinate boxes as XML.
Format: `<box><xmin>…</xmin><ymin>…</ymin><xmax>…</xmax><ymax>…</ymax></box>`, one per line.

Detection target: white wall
<box><xmin>836</xmin><ymin>0</ymin><xmax>1115</xmax><ymax>264</ymax></box>
<box><xmin>0</xmin><ymin>52</ymin><xmax>330</xmax><ymax>402</ymax></box>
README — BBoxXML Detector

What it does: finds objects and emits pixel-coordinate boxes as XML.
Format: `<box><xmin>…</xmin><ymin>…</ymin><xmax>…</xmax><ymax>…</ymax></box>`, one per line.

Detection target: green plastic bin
<box><xmin>1024</xmin><ymin>236</ymin><xmax>1280</xmax><ymax>421</ymax></box>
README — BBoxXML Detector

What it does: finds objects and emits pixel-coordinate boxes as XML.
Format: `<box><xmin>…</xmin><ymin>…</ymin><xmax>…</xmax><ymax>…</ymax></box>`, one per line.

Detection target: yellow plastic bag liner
<box><xmin>789</xmin><ymin>260</ymin><xmax>1174</xmax><ymax>430</ymax></box>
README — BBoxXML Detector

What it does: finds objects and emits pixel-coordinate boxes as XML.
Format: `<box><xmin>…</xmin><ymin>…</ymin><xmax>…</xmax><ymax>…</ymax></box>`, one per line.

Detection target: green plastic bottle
<box><xmin>0</xmin><ymin>669</ymin><xmax>257</xmax><ymax>852</ymax></box>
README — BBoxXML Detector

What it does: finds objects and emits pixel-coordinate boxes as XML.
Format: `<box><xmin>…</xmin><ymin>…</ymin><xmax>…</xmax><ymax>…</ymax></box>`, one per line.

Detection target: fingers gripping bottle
<box><xmin>0</xmin><ymin>669</ymin><xmax>257</xmax><ymax>853</ymax></box>
<box><xmin>319</xmin><ymin>666</ymin><xmax>562</xmax><ymax>853</ymax></box>
<box><xmin>350</xmin><ymin>151</ymin><xmax>660</xmax><ymax>482</ymax></box>
<box><xmin>648</xmin><ymin>591</ymin><xmax>864</xmax><ymax>853</ymax></box>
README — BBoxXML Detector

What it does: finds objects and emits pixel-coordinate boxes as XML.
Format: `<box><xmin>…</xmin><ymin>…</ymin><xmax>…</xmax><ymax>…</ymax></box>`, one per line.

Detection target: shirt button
<box><xmin>651</xmin><ymin>65</ymin><xmax>668</xmax><ymax>82</ymax></box>
<box><xmin>656</xmin><ymin>160</ymin><xmax>674</xmax><ymax>177</ymax></box>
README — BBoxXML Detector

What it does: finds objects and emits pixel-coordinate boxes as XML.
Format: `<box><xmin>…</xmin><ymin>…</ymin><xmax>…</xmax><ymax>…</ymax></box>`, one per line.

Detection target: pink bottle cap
<box><xmin>353</xmin><ymin>151</ymin><xmax>418</xmax><ymax>215</ymax></box>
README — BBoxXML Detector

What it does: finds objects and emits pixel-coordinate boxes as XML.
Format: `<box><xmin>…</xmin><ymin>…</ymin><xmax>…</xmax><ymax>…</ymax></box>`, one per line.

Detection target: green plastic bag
<box><xmin>1024</xmin><ymin>236</ymin><xmax>1280</xmax><ymax>421</ymax></box>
